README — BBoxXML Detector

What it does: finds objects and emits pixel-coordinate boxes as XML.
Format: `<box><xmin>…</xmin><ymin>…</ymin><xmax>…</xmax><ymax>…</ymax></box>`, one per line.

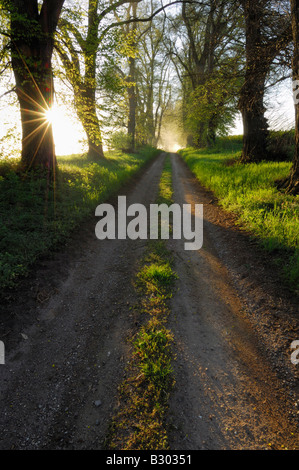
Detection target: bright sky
<box><xmin>229</xmin><ymin>78</ymin><xmax>295</xmax><ymax>136</ymax></box>
<box><xmin>50</xmin><ymin>103</ymin><xmax>86</xmax><ymax>155</ymax></box>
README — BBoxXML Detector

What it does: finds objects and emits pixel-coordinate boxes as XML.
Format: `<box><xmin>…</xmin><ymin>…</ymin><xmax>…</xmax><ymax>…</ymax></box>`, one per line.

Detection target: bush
<box><xmin>267</xmin><ymin>130</ymin><xmax>295</xmax><ymax>162</ymax></box>
<box><xmin>108</xmin><ymin>131</ymin><xmax>133</xmax><ymax>152</ymax></box>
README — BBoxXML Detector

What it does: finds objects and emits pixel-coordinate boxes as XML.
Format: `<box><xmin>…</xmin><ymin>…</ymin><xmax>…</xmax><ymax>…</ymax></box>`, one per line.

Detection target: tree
<box><xmin>55</xmin><ymin>0</ymin><xmax>106</xmax><ymax>160</ymax></box>
<box><xmin>3</xmin><ymin>0</ymin><xmax>65</xmax><ymax>171</ymax></box>
<box><xmin>238</xmin><ymin>0</ymin><xmax>292</xmax><ymax>163</ymax></box>
<box><xmin>55</xmin><ymin>0</ymin><xmax>147</xmax><ymax>160</ymax></box>
<box><xmin>288</xmin><ymin>0</ymin><xmax>299</xmax><ymax>193</ymax></box>
<box><xmin>125</xmin><ymin>1</ymin><xmax>138</xmax><ymax>152</ymax></box>
<box><xmin>277</xmin><ymin>0</ymin><xmax>299</xmax><ymax>194</ymax></box>
<box><xmin>168</xmin><ymin>0</ymin><xmax>244</xmax><ymax>147</ymax></box>
<box><xmin>112</xmin><ymin>0</ymin><xmax>176</xmax><ymax>151</ymax></box>
<box><xmin>134</xmin><ymin>7</ymin><xmax>172</xmax><ymax>147</ymax></box>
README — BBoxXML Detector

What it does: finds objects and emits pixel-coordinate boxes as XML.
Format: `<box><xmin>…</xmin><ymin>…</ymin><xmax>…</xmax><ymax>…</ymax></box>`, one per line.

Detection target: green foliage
<box><xmin>108</xmin><ymin>130</ymin><xmax>133</xmax><ymax>152</ymax></box>
<box><xmin>137</xmin><ymin>261</ymin><xmax>177</xmax><ymax>297</ymax></box>
<box><xmin>0</xmin><ymin>124</ymin><xmax>21</xmax><ymax>161</ymax></box>
<box><xmin>0</xmin><ymin>147</ymin><xmax>159</xmax><ymax>289</ymax></box>
<box><xmin>185</xmin><ymin>72</ymin><xmax>241</xmax><ymax>146</ymax></box>
<box><xmin>180</xmin><ymin>140</ymin><xmax>299</xmax><ymax>290</ymax></box>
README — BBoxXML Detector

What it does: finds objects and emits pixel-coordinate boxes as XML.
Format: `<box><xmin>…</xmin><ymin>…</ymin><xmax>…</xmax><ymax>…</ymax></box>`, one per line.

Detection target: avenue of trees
<box><xmin>0</xmin><ymin>0</ymin><xmax>298</xmax><ymax>193</ymax></box>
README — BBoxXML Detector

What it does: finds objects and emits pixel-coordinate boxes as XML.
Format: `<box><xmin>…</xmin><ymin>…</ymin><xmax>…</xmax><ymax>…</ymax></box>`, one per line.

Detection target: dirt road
<box><xmin>167</xmin><ymin>153</ymin><xmax>299</xmax><ymax>450</ymax></box>
<box><xmin>0</xmin><ymin>152</ymin><xmax>298</xmax><ymax>450</ymax></box>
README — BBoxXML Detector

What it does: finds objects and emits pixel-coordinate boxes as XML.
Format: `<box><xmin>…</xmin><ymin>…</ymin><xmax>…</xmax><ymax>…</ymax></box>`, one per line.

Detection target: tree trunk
<box><xmin>13</xmin><ymin>45</ymin><xmax>56</xmax><ymax>170</ymax></box>
<box><xmin>145</xmin><ymin>83</ymin><xmax>155</xmax><ymax>146</ymax></box>
<box><xmin>127</xmin><ymin>55</ymin><xmax>137</xmax><ymax>152</ymax></box>
<box><xmin>9</xmin><ymin>0</ymin><xmax>64</xmax><ymax>172</ymax></box>
<box><xmin>239</xmin><ymin>85</ymin><xmax>269</xmax><ymax>162</ymax></box>
<box><xmin>207</xmin><ymin>118</ymin><xmax>216</xmax><ymax>147</ymax></box>
<box><xmin>127</xmin><ymin>1</ymin><xmax>138</xmax><ymax>152</ymax></box>
<box><xmin>238</xmin><ymin>0</ymin><xmax>269</xmax><ymax>163</ymax></box>
<box><xmin>56</xmin><ymin>0</ymin><xmax>105</xmax><ymax>161</ymax></box>
<box><xmin>277</xmin><ymin>0</ymin><xmax>299</xmax><ymax>194</ymax></box>
<box><xmin>75</xmin><ymin>86</ymin><xmax>105</xmax><ymax>160</ymax></box>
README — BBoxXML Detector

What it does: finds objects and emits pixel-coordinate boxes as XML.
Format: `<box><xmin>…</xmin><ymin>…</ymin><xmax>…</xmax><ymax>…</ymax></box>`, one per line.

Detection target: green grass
<box><xmin>179</xmin><ymin>143</ymin><xmax>299</xmax><ymax>290</ymax></box>
<box><xmin>0</xmin><ymin>147</ymin><xmax>159</xmax><ymax>290</ymax></box>
<box><xmin>106</xmin><ymin>155</ymin><xmax>177</xmax><ymax>451</ymax></box>
<box><xmin>137</xmin><ymin>262</ymin><xmax>176</xmax><ymax>291</ymax></box>
<box><xmin>156</xmin><ymin>157</ymin><xmax>173</xmax><ymax>206</ymax></box>
<box><xmin>133</xmin><ymin>327</ymin><xmax>174</xmax><ymax>389</ymax></box>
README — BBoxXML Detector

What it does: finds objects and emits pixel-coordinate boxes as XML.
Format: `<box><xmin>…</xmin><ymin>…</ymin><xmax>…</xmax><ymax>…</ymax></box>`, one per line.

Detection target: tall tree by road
<box><xmin>56</xmin><ymin>0</ymin><xmax>147</xmax><ymax>160</ymax></box>
<box><xmin>278</xmin><ymin>0</ymin><xmax>299</xmax><ymax>194</ymax></box>
<box><xmin>169</xmin><ymin>0</ymin><xmax>243</xmax><ymax>147</ymax></box>
<box><xmin>289</xmin><ymin>0</ymin><xmax>299</xmax><ymax>194</ymax></box>
<box><xmin>4</xmin><ymin>0</ymin><xmax>65</xmax><ymax>171</ymax></box>
<box><xmin>127</xmin><ymin>1</ymin><xmax>138</xmax><ymax>152</ymax></box>
<box><xmin>238</xmin><ymin>0</ymin><xmax>292</xmax><ymax>163</ymax></box>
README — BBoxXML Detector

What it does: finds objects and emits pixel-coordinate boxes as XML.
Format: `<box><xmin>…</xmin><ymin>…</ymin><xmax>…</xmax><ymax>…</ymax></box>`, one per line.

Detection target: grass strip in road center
<box><xmin>105</xmin><ymin>154</ymin><xmax>178</xmax><ymax>451</ymax></box>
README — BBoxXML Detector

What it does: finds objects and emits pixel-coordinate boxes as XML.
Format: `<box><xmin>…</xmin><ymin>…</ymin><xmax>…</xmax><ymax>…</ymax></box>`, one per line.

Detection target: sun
<box><xmin>44</xmin><ymin>107</ymin><xmax>57</xmax><ymax>124</ymax></box>
<box><xmin>43</xmin><ymin>104</ymin><xmax>84</xmax><ymax>155</ymax></box>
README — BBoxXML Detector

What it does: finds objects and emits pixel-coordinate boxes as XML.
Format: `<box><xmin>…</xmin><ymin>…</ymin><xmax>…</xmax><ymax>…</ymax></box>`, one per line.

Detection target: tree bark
<box><xmin>9</xmin><ymin>0</ymin><xmax>64</xmax><ymax>171</ymax></box>
<box><xmin>277</xmin><ymin>0</ymin><xmax>299</xmax><ymax>194</ymax></box>
<box><xmin>239</xmin><ymin>75</ymin><xmax>269</xmax><ymax>163</ymax></box>
<box><xmin>238</xmin><ymin>0</ymin><xmax>270</xmax><ymax>163</ymax></box>
<box><xmin>74</xmin><ymin>86</ymin><xmax>105</xmax><ymax>160</ymax></box>
<box><xmin>127</xmin><ymin>1</ymin><xmax>138</xmax><ymax>152</ymax></box>
<box><xmin>127</xmin><ymin>55</ymin><xmax>137</xmax><ymax>152</ymax></box>
<box><xmin>239</xmin><ymin>0</ymin><xmax>292</xmax><ymax>163</ymax></box>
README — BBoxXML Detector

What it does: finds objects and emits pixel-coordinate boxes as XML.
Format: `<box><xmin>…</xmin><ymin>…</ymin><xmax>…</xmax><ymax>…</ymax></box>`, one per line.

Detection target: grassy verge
<box><xmin>106</xmin><ymin>155</ymin><xmax>177</xmax><ymax>450</ymax></box>
<box><xmin>179</xmin><ymin>144</ymin><xmax>299</xmax><ymax>290</ymax></box>
<box><xmin>0</xmin><ymin>147</ymin><xmax>159</xmax><ymax>290</ymax></box>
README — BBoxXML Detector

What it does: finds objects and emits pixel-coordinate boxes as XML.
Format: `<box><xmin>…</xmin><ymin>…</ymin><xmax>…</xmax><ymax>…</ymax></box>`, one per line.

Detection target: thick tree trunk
<box><xmin>13</xmin><ymin>47</ymin><xmax>56</xmax><ymax>170</ymax></box>
<box><xmin>277</xmin><ymin>0</ymin><xmax>299</xmax><ymax>194</ymax></box>
<box><xmin>239</xmin><ymin>87</ymin><xmax>269</xmax><ymax>162</ymax></box>
<box><xmin>207</xmin><ymin>119</ymin><xmax>216</xmax><ymax>147</ymax></box>
<box><xmin>10</xmin><ymin>0</ymin><xmax>64</xmax><ymax>172</ymax></box>
<box><xmin>238</xmin><ymin>0</ymin><xmax>269</xmax><ymax>163</ymax></box>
